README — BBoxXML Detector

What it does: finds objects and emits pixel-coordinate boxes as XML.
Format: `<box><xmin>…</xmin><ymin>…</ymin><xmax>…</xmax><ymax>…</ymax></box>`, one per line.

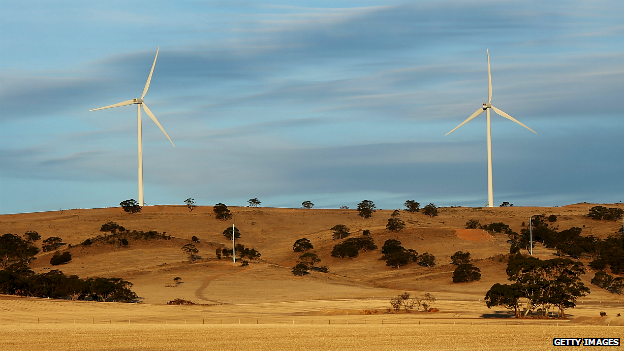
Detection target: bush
<box><xmin>50</xmin><ymin>252</ymin><xmax>72</xmax><ymax>265</ymax></box>
<box><xmin>465</xmin><ymin>219</ymin><xmax>480</xmax><ymax>229</ymax></box>
<box><xmin>404</xmin><ymin>200</ymin><xmax>420</xmax><ymax>213</ymax></box>
<box><xmin>452</xmin><ymin>264</ymin><xmax>481</xmax><ymax>283</ymax></box>
<box><xmin>386</xmin><ymin>217</ymin><xmax>405</xmax><ymax>232</ymax></box>
<box><xmin>417</xmin><ymin>253</ymin><xmax>436</xmax><ymax>267</ymax></box>
<box><xmin>120</xmin><ymin>199</ymin><xmax>141</xmax><ymax>213</ymax></box>
<box><xmin>422</xmin><ymin>203</ymin><xmax>438</xmax><ymax>217</ymax></box>
<box><xmin>450</xmin><ymin>251</ymin><xmax>471</xmax><ymax>265</ymax></box>
<box><xmin>293</xmin><ymin>238</ymin><xmax>313</xmax><ymax>252</ymax></box>
<box><xmin>292</xmin><ymin>263</ymin><xmax>309</xmax><ymax>276</ymax></box>
<box><xmin>357</xmin><ymin>200</ymin><xmax>376</xmax><ymax>218</ymax></box>
<box><xmin>331</xmin><ymin>224</ymin><xmax>350</xmax><ymax>240</ymax></box>
<box><xmin>588</xmin><ymin>206</ymin><xmax>624</xmax><ymax>221</ymax></box>
<box><xmin>213</xmin><ymin>203</ymin><xmax>232</xmax><ymax>221</ymax></box>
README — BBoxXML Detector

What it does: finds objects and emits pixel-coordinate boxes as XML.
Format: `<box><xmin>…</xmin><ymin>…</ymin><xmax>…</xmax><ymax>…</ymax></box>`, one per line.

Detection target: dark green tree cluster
<box><xmin>331</xmin><ymin>236</ymin><xmax>377</xmax><ymax>259</ymax></box>
<box><xmin>81</xmin><ymin>223</ymin><xmax>171</xmax><ymax>247</ymax></box>
<box><xmin>50</xmin><ymin>252</ymin><xmax>72</xmax><ymax>266</ymax></box>
<box><xmin>422</xmin><ymin>203</ymin><xmax>438</xmax><ymax>217</ymax></box>
<box><xmin>293</xmin><ymin>238</ymin><xmax>313</xmax><ymax>252</ymax></box>
<box><xmin>213</xmin><ymin>203</ymin><xmax>232</xmax><ymax>221</ymax></box>
<box><xmin>485</xmin><ymin>254</ymin><xmax>589</xmax><ymax>318</ymax></box>
<box><xmin>404</xmin><ymin>200</ymin><xmax>420</xmax><ymax>213</ymax></box>
<box><xmin>380</xmin><ymin>239</ymin><xmax>418</xmax><ymax>268</ymax></box>
<box><xmin>452</xmin><ymin>264</ymin><xmax>481</xmax><ymax>283</ymax></box>
<box><xmin>330</xmin><ymin>224</ymin><xmax>350</xmax><ymax>240</ymax></box>
<box><xmin>591</xmin><ymin>271</ymin><xmax>623</xmax><ymax>294</ymax></box>
<box><xmin>120</xmin><ymin>199</ymin><xmax>142</xmax><ymax>214</ymax></box>
<box><xmin>222</xmin><ymin>226</ymin><xmax>241</xmax><ymax>240</ymax></box>
<box><xmin>357</xmin><ymin>200</ymin><xmax>376</xmax><ymax>218</ymax></box>
<box><xmin>587</xmin><ymin>206</ymin><xmax>624</xmax><ymax>221</ymax></box>
<box><xmin>0</xmin><ymin>234</ymin><xmax>40</xmax><ymax>268</ymax></box>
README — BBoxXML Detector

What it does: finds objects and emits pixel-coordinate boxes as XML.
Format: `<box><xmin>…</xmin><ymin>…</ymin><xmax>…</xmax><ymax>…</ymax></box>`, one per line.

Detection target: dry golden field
<box><xmin>1</xmin><ymin>203</ymin><xmax>623</xmax><ymax>349</ymax></box>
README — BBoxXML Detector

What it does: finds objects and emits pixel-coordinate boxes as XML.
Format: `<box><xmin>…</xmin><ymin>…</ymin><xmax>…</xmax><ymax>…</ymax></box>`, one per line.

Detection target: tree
<box><xmin>298</xmin><ymin>252</ymin><xmax>321</xmax><ymax>266</ymax></box>
<box><xmin>222</xmin><ymin>227</ymin><xmax>241</xmax><ymax>240</ymax></box>
<box><xmin>386</xmin><ymin>218</ymin><xmax>405</xmax><ymax>232</ymax></box>
<box><xmin>499</xmin><ymin>202</ymin><xmax>513</xmax><ymax>207</ymax></box>
<box><xmin>184</xmin><ymin>198</ymin><xmax>196</xmax><ymax>211</ymax></box>
<box><xmin>465</xmin><ymin>219</ymin><xmax>480</xmax><ymax>229</ymax></box>
<box><xmin>588</xmin><ymin>206</ymin><xmax>624</xmax><ymax>221</ymax></box>
<box><xmin>0</xmin><ymin>234</ymin><xmax>40</xmax><ymax>268</ymax></box>
<box><xmin>331</xmin><ymin>224</ymin><xmax>350</xmax><ymax>240</ymax></box>
<box><xmin>293</xmin><ymin>238</ymin><xmax>313</xmax><ymax>252</ymax></box>
<box><xmin>215</xmin><ymin>248</ymin><xmax>222</xmax><ymax>259</ymax></box>
<box><xmin>23</xmin><ymin>231</ymin><xmax>41</xmax><ymax>242</ymax></box>
<box><xmin>247</xmin><ymin>198</ymin><xmax>261</xmax><ymax>207</ymax></box>
<box><xmin>422</xmin><ymin>203</ymin><xmax>438</xmax><ymax>217</ymax></box>
<box><xmin>417</xmin><ymin>253</ymin><xmax>436</xmax><ymax>267</ymax></box>
<box><xmin>50</xmin><ymin>252</ymin><xmax>72</xmax><ymax>266</ymax></box>
<box><xmin>389</xmin><ymin>292</ymin><xmax>416</xmax><ymax>313</ymax></box>
<box><xmin>331</xmin><ymin>242</ymin><xmax>359</xmax><ymax>258</ymax></box>
<box><xmin>191</xmin><ymin>236</ymin><xmax>200</xmax><ymax>243</ymax></box>
<box><xmin>381</xmin><ymin>239</ymin><xmax>417</xmax><ymax>268</ymax></box>
<box><xmin>301</xmin><ymin>201</ymin><xmax>314</xmax><ymax>209</ymax></box>
<box><xmin>181</xmin><ymin>244</ymin><xmax>199</xmax><ymax>262</ymax></box>
<box><xmin>404</xmin><ymin>200</ymin><xmax>420</xmax><ymax>213</ymax></box>
<box><xmin>357</xmin><ymin>200</ymin><xmax>376</xmax><ymax>218</ymax></box>
<box><xmin>452</xmin><ymin>264</ymin><xmax>481</xmax><ymax>283</ymax></box>
<box><xmin>485</xmin><ymin>283</ymin><xmax>523</xmax><ymax>318</ymax></box>
<box><xmin>213</xmin><ymin>203</ymin><xmax>232</xmax><ymax>221</ymax></box>
<box><xmin>42</xmin><ymin>237</ymin><xmax>64</xmax><ymax>252</ymax></box>
<box><xmin>450</xmin><ymin>251</ymin><xmax>471</xmax><ymax>265</ymax></box>
<box><xmin>120</xmin><ymin>199</ymin><xmax>142</xmax><ymax>213</ymax></box>
<box><xmin>292</xmin><ymin>263</ymin><xmax>309</xmax><ymax>276</ymax></box>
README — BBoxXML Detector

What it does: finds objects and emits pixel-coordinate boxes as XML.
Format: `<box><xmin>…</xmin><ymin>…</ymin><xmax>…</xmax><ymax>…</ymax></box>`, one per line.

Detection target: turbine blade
<box><xmin>487</xmin><ymin>49</ymin><xmax>492</xmax><ymax>104</ymax></box>
<box><xmin>491</xmin><ymin>106</ymin><xmax>536</xmax><ymax>134</ymax></box>
<box><xmin>142</xmin><ymin>103</ymin><xmax>175</xmax><ymax>147</ymax></box>
<box><xmin>446</xmin><ymin>108</ymin><xmax>484</xmax><ymax>136</ymax></box>
<box><xmin>89</xmin><ymin>99</ymin><xmax>135</xmax><ymax>111</ymax></box>
<box><xmin>141</xmin><ymin>47</ymin><xmax>159</xmax><ymax>99</ymax></box>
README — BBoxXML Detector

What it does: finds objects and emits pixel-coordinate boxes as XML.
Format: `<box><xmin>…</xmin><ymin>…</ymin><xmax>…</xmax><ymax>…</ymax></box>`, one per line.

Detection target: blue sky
<box><xmin>1</xmin><ymin>1</ymin><xmax>623</xmax><ymax>214</ymax></box>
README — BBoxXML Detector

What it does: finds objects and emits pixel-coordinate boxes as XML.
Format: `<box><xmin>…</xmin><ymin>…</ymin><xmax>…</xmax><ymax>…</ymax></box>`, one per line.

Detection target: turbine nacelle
<box><xmin>482</xmin><ymin>103</ymin><xmax>492</xmax><ymax>110</ymax></box>
<box><xmin>133</xmin><ymin>98</ymin><xmax>144</xmax><ymax>104</ymax></box>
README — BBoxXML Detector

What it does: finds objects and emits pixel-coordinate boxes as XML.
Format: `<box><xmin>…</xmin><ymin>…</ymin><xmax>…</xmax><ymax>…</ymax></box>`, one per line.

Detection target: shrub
<box><xmin>331</xmin><ymin>224</ymin><xmax>350</xmax><ymax>240</ymax></box>
<box><xmin>292</xmin><ymin>263</ymin><xmax>309</xmax><ymax>276</ymax></box>
<box><xmin>465</xmin><ymin>219</ymin><xmax>480</xmax><ymax>229</ymax></box>
<box><xmin>120</xmin><ymin>199</ymin><xmax>141</xmax><ymax>213</ymax></box>
<box><xmin>450</xmin><ymin>251</ymin><xmax>471</xmax><ymax>265</ymax></box>
<box><xmin>50</xmin><ymin>252</ymin><xmax>72</xmax><ymax>265</ymax></box>
<box><xmin>213</xmin><ymin>203</ymin><xmax>232</xmax><ymax>221</ymax></box>
<box><xmin>293</xmin><ymin>238</ymin><xmax>313</xmax><ymax>252</ymax></box>
<box><xmin>422</xmin><ymin>203</ymin><xmax>438</xmax><ymax>217</ymax></box>
<box><xmin>386</xmin><ymin>217</ymin><xmax>405</xmax><ymax>232</ymax></box>
<box><xmin>417</xmin><ymin>253</ymin><xmax>436</xmax><ymax>267</ymax></box>
<box><xmin>452</xmin><ymin>263</ymin><xmax>481</xmax><ymax>283</ymax></box>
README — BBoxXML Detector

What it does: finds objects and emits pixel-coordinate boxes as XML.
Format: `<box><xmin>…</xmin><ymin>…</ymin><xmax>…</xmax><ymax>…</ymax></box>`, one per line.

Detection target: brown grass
<box><xmin>1</xmin><ymin>203</ymin><xmax>623</xmax><ymax>349</ymax></box>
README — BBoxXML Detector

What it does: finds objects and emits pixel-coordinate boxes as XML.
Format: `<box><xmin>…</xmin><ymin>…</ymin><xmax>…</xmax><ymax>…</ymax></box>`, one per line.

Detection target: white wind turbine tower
<box><xmin>446</xmin><ymin>49</ymin><xmax>535</xmax><ymax>207</ymax></box>
<box><xmin>90</xmin><ymin>47</ymin><xmax>174</xmax><ymax>206</ymax></box>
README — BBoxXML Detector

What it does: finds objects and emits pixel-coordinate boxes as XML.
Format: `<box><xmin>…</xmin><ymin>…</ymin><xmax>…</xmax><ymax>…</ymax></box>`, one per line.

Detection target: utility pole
<box><xmin>232</xmin><ymin>223</ymin><xmax>236</xmax><ymax>263</ymax></box>
<box><xmin>529</xmin><ymin>216</ymin><xmax>533</xmax><ymax>256</ymax></box>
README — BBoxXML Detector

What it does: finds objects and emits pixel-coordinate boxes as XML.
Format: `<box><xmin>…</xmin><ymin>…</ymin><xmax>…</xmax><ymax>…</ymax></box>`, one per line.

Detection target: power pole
<box><xmin>232</xmin><ymin>223</ymin><xmax>236</xmax><ymax>263</ymax></box>
<box><xmin>529</xmin><ymin>216</ymin><xmax>533</xmax><ymax>256</ymax></box>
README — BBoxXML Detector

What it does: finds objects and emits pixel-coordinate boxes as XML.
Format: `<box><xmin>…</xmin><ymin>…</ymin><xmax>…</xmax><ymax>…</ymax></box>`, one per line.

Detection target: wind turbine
<box><xmin>90</xmin><ymin>47</ymin><xmax>174</xmax><ymax>206</ymax></box>
<box><xmin>446</xmin><ymin>49</ymin><xmax>535</xmax><ymax>207</ymax></box>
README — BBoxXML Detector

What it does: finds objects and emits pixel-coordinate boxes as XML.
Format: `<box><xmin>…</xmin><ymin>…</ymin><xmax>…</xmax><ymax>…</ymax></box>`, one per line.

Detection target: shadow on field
<box><xmin>481</xmin><ymin>310</ymin><xmax>515</xmax><ymax>319</ymax></box>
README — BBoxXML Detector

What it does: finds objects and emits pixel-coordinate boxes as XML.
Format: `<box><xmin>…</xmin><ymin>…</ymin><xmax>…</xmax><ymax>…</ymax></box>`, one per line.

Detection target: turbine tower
<box><xmin>446</xmin><ymin>49</ymin><xmax>535</xmax><ymax>207</ymax></box>
<box><xmin>90</xmin><ymin>47</ymin><xmax>174</xmax><ymax>206</ymax></box>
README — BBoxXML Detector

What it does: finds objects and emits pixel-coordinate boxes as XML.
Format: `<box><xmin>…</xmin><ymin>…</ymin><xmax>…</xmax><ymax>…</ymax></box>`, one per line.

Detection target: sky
<box><xmin>1</xmin><ymin>0</ymin><xmax>623</xmax><ymax>214</ymax></box>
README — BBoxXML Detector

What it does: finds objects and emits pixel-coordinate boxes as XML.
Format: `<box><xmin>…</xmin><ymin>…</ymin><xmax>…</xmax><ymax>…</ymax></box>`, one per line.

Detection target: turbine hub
<box><xmin>133</xmin><ymin>98</ymin><xmax>144</xmax><ymax>104</ymax></box>
<box><xmin>482</xmin><ymin>103</ymin><xmax>491</xmax><ymax>109</ymax></box>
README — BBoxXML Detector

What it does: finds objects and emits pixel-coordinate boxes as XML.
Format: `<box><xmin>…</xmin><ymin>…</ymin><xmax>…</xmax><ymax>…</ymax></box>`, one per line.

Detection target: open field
<box><xmin>1</xmin><ymin>203</ymin><xmax>623</xmax><ymax>349</ymax></box>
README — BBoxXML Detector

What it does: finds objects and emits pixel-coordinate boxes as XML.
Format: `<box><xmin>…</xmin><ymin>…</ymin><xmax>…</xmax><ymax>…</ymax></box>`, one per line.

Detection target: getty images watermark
<box><xmin>553</xmin><ymin>338</ymin><xmax>620</xmax><ymax>346</ymax></box>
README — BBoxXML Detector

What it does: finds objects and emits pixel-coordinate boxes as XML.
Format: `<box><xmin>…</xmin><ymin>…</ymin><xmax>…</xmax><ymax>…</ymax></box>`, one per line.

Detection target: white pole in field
<box><xmin>529</xmin><ymin>216</ymin><xmax>533</xmax><ymax>256</ymax></box>
<box><xmin>232</xmin><ymin>223</ymin><xmax>236</xmax><ymax>263</ymax></box>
